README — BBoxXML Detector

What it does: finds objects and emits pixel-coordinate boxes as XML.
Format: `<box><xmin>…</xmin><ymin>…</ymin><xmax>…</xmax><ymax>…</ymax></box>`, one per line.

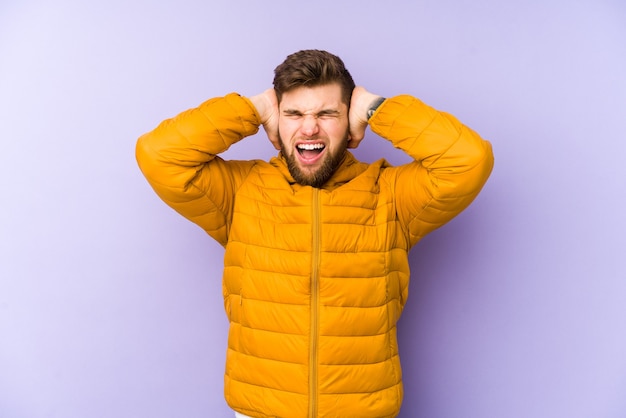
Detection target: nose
<box><xmin>300</xmin><ymin>114</ymin><xmax>320</xmax><ymax>137</ymax></box>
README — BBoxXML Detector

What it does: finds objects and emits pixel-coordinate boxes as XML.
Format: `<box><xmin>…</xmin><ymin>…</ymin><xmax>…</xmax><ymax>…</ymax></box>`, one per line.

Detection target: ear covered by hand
<box><xmin>250</xmin><ymin>88</ymin><xmax>281</xmax><ymax>150</ymax></box>
<box><xmin>348</xmin><ymin>86</ymin><xmax>384</xmax><ymax>149</ymax></box>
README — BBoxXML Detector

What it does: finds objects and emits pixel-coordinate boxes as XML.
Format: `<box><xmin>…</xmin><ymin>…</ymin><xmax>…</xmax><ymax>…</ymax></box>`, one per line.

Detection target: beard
<box><xmin>280</xmin><ymin>134</ymin><xmax>348</xmax><ymax>188</ymax></box>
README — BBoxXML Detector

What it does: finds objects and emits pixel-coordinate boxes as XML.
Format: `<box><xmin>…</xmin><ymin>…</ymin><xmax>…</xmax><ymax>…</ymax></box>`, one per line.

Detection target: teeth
<box><xmin>297</xmin><ymin>143</ymin><xmax>325</xmax><ymax>150</ymax></box>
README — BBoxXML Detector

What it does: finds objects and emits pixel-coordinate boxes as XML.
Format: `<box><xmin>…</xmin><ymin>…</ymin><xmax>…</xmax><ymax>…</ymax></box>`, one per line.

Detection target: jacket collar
<box><xmin>270</xmin><ymin>151</ymin><xmax>366</xmax><ymax>191</ymax></box>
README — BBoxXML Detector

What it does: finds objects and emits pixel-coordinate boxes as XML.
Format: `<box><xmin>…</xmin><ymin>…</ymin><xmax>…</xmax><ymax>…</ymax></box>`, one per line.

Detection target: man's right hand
<box><xmin>250</xmin><ymin>89</ymin><xmax>281</xmax><ymax>150</ymax></box>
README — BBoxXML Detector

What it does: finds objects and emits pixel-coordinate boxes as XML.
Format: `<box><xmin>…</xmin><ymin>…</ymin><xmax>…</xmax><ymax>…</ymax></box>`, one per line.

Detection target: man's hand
<box><xmin>348</xmin><ymin>86</ymin><xmax>385</xmax><ymax>149</ymax></box>
<box><xmin>250</xmin><ymin>89</ymin><xmax>281</xmax><ymax>150</ymax></box>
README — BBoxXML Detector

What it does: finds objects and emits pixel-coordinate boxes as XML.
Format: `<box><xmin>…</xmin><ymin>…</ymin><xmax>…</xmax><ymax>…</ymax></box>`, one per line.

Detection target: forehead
<box><xmin>280</xmin><ymin>83</ymin><xmax>345</xmax><ymax>112</ymax></box>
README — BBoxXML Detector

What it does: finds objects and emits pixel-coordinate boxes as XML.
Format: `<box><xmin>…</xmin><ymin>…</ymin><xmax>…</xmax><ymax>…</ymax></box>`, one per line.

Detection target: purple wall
<box><xmin>1</xmin><ymin>0</ymin><xmax>625</xmax><ymax>417</ymax></box>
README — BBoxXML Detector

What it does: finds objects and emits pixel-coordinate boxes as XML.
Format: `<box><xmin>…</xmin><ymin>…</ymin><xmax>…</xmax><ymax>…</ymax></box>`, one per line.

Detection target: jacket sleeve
<box><xmin>135</xmin><ymin>93</ymin><xmax>261</xmax><ymax>246</ymax></box>
<box><xmin>370</xmin><ymin>95</ymin><xmax>494</xmax><ymax>247</ymax></box>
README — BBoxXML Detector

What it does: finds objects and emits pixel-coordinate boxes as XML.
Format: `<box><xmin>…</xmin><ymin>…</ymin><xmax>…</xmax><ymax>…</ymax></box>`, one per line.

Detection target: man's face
<box><xmin>278</xmin><ymin>83</ymin><xmax>349</xmax><ymax>187</ymax></box>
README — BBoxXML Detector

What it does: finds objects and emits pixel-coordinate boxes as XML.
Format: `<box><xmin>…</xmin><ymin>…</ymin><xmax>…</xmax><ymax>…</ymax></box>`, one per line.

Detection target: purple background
<box><xmin>1</xmin><ymin>0</ymin><xmax>625</xmax><ymax>417</ymax></box>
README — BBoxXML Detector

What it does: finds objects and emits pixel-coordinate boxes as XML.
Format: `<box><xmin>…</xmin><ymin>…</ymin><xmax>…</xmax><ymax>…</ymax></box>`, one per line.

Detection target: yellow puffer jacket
<box><xmin>136</xmin><ymin>93</ymin><xmax>494</xmax><ymax>417</ymax></box>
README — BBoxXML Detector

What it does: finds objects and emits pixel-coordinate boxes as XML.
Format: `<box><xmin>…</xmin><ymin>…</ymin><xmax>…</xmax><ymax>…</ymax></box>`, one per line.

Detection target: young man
<box><xmin>136</xmin><ymin>49</ymin><xmax>494</xmax><ymax>418</ymax></box>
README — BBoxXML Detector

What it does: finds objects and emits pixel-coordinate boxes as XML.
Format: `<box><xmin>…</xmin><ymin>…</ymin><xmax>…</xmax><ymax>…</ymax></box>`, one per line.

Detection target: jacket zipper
<box><xmin>309</xmin><ymin>188</ymin><xmax>321</xmax><ymax>417</ymax></box>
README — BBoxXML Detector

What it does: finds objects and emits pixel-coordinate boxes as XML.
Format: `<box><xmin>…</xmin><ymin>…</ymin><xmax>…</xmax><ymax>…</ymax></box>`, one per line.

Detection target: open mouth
<box><xmin>296</xmin><ymin>143</ymin><xmax>326</xmax><ymax>161</ymax></box>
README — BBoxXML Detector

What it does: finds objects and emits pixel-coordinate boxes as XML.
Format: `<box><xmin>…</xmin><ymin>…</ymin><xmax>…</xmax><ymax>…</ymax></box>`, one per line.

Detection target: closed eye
<box><xmin>283</xmin><ymin>110</ymin><xmax>304</xmax><ymax>119</ymax></box>
<box><xmin>317</xmin><ymin>110</ymin><xmax>341</xmax><ymax>119</ymax></box>
<box><xmin>282</xmin><ymin>109</ymin><xmax>341</xmax><ymax>119</ymax></box>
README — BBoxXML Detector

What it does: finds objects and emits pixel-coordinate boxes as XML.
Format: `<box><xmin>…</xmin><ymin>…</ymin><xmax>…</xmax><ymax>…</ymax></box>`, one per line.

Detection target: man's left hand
<box><xmin>348</xmin><ymin>86</ymin><xmax>384</xmax><ymax>149</ymax></box>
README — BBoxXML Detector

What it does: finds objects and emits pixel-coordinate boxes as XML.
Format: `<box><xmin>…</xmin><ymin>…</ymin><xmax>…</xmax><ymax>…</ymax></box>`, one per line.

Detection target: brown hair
<box><xmin>273</xmin><ymin>50</ymin><xmax>355</xmax><ymax>105</ymax></box>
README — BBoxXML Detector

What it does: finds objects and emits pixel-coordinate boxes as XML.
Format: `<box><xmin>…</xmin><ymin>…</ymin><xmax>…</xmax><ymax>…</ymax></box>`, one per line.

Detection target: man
<box><xmin>136</xmin><ymin>49</ymin><xmax>494</xmax><ymax>418</ymax></box>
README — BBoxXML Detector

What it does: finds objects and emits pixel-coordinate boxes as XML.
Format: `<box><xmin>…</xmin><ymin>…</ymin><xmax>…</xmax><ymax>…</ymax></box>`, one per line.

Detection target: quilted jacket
<box><xmin>136</xmin><ymin>93</ymin><xmax>494</xmax><ymax>417</ymax></box>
